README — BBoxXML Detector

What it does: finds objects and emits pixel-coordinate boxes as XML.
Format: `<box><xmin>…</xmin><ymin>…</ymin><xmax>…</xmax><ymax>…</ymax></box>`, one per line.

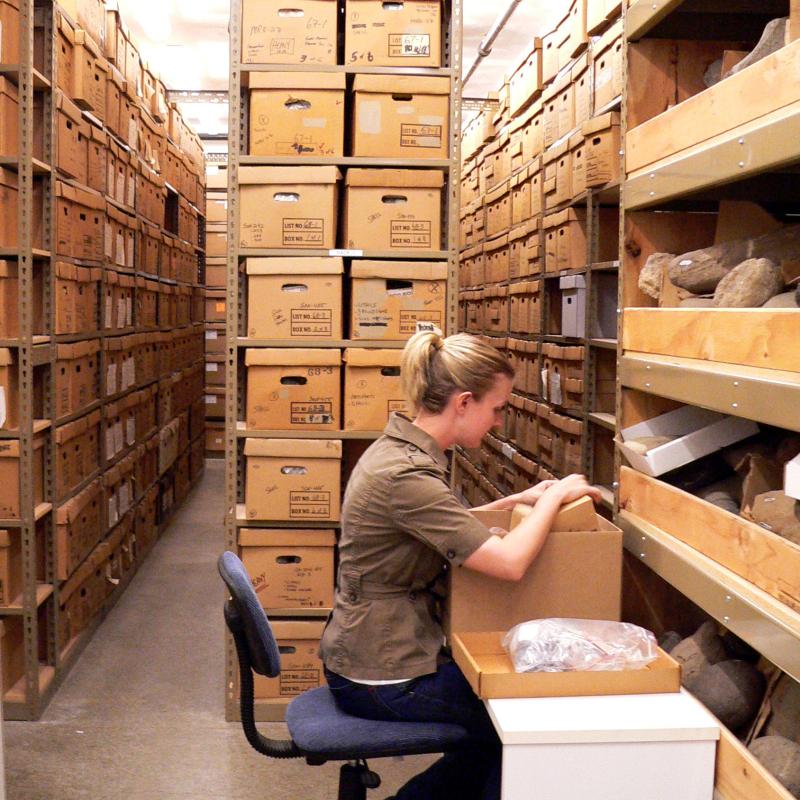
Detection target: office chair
<box><xmin>218</xmin><ymin>551</ymin><xmax>472</xmax><ymax>800</ymax></box>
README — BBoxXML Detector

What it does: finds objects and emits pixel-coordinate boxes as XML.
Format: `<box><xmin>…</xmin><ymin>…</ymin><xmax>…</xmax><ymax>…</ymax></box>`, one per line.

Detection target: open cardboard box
<box><xmin>448</xmin><ymin>497</ymin><xmax>680</xmax><ymax>698</ymax></box>
<box><xmin>619</xmin><ymin>405</ymin><xmax>760</xmax><ymax>478</ymax></box>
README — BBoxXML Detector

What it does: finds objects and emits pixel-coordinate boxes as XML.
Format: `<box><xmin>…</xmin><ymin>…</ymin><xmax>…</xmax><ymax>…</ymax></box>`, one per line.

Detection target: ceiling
<box><xmin>113</xmin><ymin>0</ymin><xmax>571</xmax><ymax>139</ymax></box>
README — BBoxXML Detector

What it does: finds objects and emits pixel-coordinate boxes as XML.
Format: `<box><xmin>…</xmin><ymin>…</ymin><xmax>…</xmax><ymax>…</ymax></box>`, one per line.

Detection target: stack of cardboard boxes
<box><xmin>0</xmin><ymin>0</ymin><xmax>207</xmax><ymax>714</ymax></box>
<box><xmin>231</xmin><ymin>0</ymin><xmax>453</xmax><ymax>720</ymax></box>
<box><xmin>456</xmin><ymin>0</ymin><xmax>625</xmax><ymax>506</ymax></box>
<box><xmin>204</xmin><ymin>167</ymin><xmax>227</xmax><ymax>455</ymax></box>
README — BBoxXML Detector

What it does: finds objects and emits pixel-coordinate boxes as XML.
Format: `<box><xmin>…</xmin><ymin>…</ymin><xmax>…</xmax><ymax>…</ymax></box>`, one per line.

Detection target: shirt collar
<box><xmin>384</xmin><ymin>413</ymin><xmax>449</xmax><ymax>469</ymax></box>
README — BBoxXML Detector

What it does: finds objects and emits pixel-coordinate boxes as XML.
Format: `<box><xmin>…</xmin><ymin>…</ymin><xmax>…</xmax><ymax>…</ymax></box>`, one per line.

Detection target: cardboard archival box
<box><xmin>0</xmin><ymin>528</ymin><xmax>22</xmax><ymax>605</ymax></box>
<box><xmin>449</xmin><ymin>498</ymin><xmax>680</xmax><ymax>698</ymax></box>
<box><xmin>239</xmin><ymin>166</ymin><xmax>340</xmax><ymax>250</ymax></box>
<box><xmin>241</xmin><ymin>0</ymin><xmax>337</xmax><ymax>66</ymax></box>
<box><xmin>0</xmin><ymin>435</ymin><xmax>45</xmax><ymax>519</ymax></box>
<box><xmin>582</xmin><ymin>111</ymin><xmax>620</xmax><ymax>187</ymax></box>
<box><xmin>253</xmin><ymin>620</ymin><xmax>327</xmax><ymax>699</ymax></box>
<box><xmin>344</xmin><ymin>169</ymin><xmax>443</xmax><ymax>251</ymax></box>
<box><xmin>345</xmin><ymin>0</ymin><xmax>441</xmax><ymax>67</ymax></box>
<box><xmin>446</xmin><ymin>496</ymin><xmax>621</xmax><ymax>637</ymax></box>
<box><xmin>245</xmin><ymin>348</ymin><xmax>341</xmax><ymax>431</ymax></box>
<box><xmin>249</xmin><ymin>72</ymin><xmax>345</xmax><ymax>157</ymax></box>
<box><xmin>244</xmin><ymin>437</ymin><xmax>342</xmax><ymax>522</ymax></box>
<box><xmin>246</xmin><ymin>257</ymin><xmax>343</xmax><ymax>339</ymax></box>
<box><xmin>352</xmin><ymin>75</ymin><xmax>449</xmax><ymax>159</ymax></box>
<box><xmin>350</xmin><ymin>260</ymin><xmax>447</xmax><ymax>340</ymax></box>
<box><xmin>343</xmin><ymin>348</ymin><xmax>409</xmax><ymax>431</ymax></box>
<box><xmin>239</xmin><ymin>528</ymin><xmax>335</xmax><ymax>610</ymax></box>
<box><xmin>619</xmin><ymin>406</ymin><xmax>760</xmax><ymax>478</ymax></box>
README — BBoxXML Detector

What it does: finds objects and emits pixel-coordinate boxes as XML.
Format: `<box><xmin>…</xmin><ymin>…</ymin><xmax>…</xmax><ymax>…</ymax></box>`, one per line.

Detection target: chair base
<box><xmin>338</xmin><ymin>760</ymin><xmax>381</xmax><ymax>800</ymax></box>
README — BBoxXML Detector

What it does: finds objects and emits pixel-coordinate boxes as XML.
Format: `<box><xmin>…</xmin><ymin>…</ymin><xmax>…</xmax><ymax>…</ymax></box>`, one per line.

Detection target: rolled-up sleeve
<box><xmin>389</xmin><ymin>465</ymin><xmax>493</xmax><ymax>566</ymax></box>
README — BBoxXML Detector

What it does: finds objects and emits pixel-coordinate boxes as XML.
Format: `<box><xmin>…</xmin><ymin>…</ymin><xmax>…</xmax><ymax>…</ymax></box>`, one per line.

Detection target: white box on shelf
<box><xmin>560</xmin><ymin>274</ymin><xmax>586</xmax><ymax>338</ymax></box>
<box><xmin>619</xmin><ymin>406</ymin><xmax>760</xmax><ymax>478</ymax></box>
<box><xmin>785</xmin><ymin>453</ymin><xmax>800</xmax><ymax>500</ymax></box>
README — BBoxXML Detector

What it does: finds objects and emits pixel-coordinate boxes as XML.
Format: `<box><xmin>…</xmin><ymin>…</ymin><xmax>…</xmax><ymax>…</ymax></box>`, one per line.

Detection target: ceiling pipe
<box><xmin>462</xmin><ymin>0</ymin><xmax>525</xmax><ymax>89</ymax></box>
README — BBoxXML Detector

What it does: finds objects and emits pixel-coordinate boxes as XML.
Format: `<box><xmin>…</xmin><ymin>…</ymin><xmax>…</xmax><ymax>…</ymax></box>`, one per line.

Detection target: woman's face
<box><xmin>454</xmin><ymin>373</ymin><xmax>513</xmax><ymax>448</ymax></box>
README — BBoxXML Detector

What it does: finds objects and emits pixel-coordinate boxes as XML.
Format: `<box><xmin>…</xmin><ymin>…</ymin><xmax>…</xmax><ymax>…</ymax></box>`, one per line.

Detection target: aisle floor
<box><xmin>4</xmin><ymin>460</ymin><xmax>431</xmax><ymax>799</ymax></box>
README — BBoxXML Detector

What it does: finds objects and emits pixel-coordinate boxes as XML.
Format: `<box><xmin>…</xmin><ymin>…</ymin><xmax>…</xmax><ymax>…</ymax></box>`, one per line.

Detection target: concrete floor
<box><xmin>4</xmin><ymin>460</ymin><xmax>431</xmax><ymax>800</ymax></box>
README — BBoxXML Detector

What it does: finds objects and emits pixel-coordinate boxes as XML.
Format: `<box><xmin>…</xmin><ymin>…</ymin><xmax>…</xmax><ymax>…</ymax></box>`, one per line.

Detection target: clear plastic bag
<box><xmin>502</xmin><ymin>618</ymin><xmax>659</xmax><ymax>673</ymax></box>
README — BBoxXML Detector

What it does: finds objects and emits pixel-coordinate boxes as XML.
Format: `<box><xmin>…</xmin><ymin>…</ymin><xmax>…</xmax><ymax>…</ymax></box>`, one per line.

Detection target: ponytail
<box><xmin>401</xmin><ymin>331</ymin><xmax>514</xmax><ymax>413</ymax></box>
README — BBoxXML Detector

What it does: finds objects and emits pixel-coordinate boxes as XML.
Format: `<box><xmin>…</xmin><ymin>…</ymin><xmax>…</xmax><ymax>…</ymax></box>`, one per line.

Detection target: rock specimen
<box><xmin>638</xmin><ymin>252</ymin><xmax>674</xmax><ymax>300</ymax></box>
<box><xmin>680</xmin><ymin>297</ymin><xmax>716</xmax><ymax>308</ymax></box>
<box><xmin>691</xmin><ymin>660</ymin><xmax>766</xmax><ymax>732</ymax></box>
<box><xmin>749</xmin><ymin>736</ymin><xmax>800</xmax><ymax>798</ymax></box>
<box><xmin>765</xmin><ymin>674</ymin><xmax>800</xmax><ymax>742</ymax></box>
<box><xmin>669</xmin><ymin>225</ymin><xmax>800</xmax><ymax>293</ymax></box>
<box><xmin>729</xmin><ymin>18</ymin><xmax>789</xmax><ymax>77</ymax></box>
<box><xmin>670</xmin><ymin>621</ymin><xmax>726</xmax><ymax>689</ymax></box>
<box><xmin>763</xmin><ymin>290</ymin><xmax>800</xmax><ymax>308</ymax></box>
<box><xmin>713</xmin><ymin>258</ymin><xmax>784</xmax><ymax>307</ymax></box>
<box><xmin>658</xmin><ymin>631</ymin><xmax>682</xmax><ymax>653</ymax></box>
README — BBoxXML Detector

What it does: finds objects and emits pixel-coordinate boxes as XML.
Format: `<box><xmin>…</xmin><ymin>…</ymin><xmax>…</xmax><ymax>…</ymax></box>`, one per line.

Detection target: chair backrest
<box><xmin>218</xmin><ymin>551</ymin><xmax>281</xmax><ymax>678</ymax></box>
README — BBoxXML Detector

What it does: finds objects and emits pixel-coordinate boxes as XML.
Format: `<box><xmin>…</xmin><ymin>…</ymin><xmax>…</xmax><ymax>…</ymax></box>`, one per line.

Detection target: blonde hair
<box><xmin>401</xmin><ymin>331</ymin><xmax>514</xmax><ymax>413</ymax></box>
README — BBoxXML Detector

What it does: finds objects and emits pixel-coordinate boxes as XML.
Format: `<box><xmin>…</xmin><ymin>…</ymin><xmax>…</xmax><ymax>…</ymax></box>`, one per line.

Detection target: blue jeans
<box><xmin>324</xmin><ymin>662</ymin><xmax>501</xmax><ymax>800</ymax></box>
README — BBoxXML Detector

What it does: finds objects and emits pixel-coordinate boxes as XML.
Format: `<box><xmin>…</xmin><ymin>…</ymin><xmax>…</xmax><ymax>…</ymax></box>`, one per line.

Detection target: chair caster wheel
<box><xmin>362</xmin><ymin>770</ymin><xmax>381</xmax><ymax>790</ymax></box>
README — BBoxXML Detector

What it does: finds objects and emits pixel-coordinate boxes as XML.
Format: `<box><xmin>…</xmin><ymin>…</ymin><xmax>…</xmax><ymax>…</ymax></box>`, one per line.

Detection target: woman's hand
<box><xmin>545</xmin><ymin>474</ymin><xmax>603</xmax><ymax>505</ymax></box>
<box><xmin>513</xmin><ymin>480</ymin><xmax>559</xmax><ymax>506</ymax></box>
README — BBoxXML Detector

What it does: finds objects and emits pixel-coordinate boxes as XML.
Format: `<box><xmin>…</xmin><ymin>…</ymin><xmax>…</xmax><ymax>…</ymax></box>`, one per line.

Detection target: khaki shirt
<box><xmin>319</xmin><ymin>414</ymin><xmax>492</xmax><ymax>680</ymax></box>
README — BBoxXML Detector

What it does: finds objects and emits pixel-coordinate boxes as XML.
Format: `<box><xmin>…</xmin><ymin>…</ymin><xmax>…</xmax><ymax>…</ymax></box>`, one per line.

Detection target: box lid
<box><xmin>345</xmin><ymin>168</ymin><xmax>444</xmax><ymax>189</ymax></box>
<box><xmin>239</xmin><ymin>528</ymin><xmax>337</xmax><ymax>547</ymax></box>
<box><xmin>484</xmin><ymin>234</ymin><xmax>509</xmax><ymax>252</ymax></box>
<box><xmin>542</xmin><ymin>139</ymin><xmax>569</xmax><ymax>165</ymax></box>
<box><xmin>244</xmin><ymin>438</ymin><xmax>342</xmax><ymax>459</ymax></box>
<box><xmin>0</xmin><ymin>76</ymin><xmax>18</xmax><ymax>102</ymax></box>
<box><xmin>0</xmin><ymin>348</ymin><xmax>13</xmax><ymax>366</ymax></box>
<box><xmin>571</xmin><ymin>51</ymin><xmax>590</xmax><ymax>78</ymax></box>
<box><xmin>596</xmin><ymin>15</ymin><xmax>623</xmax><ymax>53</ymax></box>
<box><xmin>247</xmin><ymin>72</ymin><xmax>341</xmax><ymax>93</ymax></box>
<box><xmin>351</xmin><ymin>261</ymin><xmax>448</xmax><ymax>280</ymax></box>
<box><xmin>486</xmin><ymin>180</ymin><xmax>510</xmax><ymax>204</ymax></box>
<box><xmin>270</xmin><ymin>620</ymin><xmax>328</xmax><ymax>640</ymax></box>
<box><xmin>353</xmin><ymin>74</ymin><xmax>450</xmax><ymax>95</ymax></box>
<box><xmin>245</xmin><ymin>257</ymin><xmax>343</xmax><ymax>276</ymax></box>
<box><xmin>559</xmin><ymin>274</ymin><xmax>587</xmax><ymax>289</ymax></box>
<box><xmin>582</xmin><ymin>111</ymin><xmax>621</xmax><ymax>137</ymax></box>
<box><xmin>569</xmin><ymin>131</ymin><xmax>584</xmax><ymax>150</ymax></box>
<box><xmin>343</xmin><ymin>348</ymin><xmax>404</xmax><ymax>367</ymax></box>
<box><xmin>239</xmin><ymin>166</ymin><xmax>341</xmax><ymax>186</ymax></box>
<box><xmin>245</xmin><ymin>348</ymin><xmax>341</xmax><ymax>367</ymax></box>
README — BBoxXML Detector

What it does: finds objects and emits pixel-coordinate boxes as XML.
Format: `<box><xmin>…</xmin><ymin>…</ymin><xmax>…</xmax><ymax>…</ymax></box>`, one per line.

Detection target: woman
<box><xmin>320</xmin><ymin>331</ymin><xmax>601</xmax><ymax>800</ymax></box>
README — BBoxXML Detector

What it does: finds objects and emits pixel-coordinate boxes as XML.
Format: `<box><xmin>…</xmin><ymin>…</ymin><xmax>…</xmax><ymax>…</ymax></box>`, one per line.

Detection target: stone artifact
<box><xmin>729</xmin><ymin>18</ymin><xmax>789</xmax><ymax>77</ymax></box>
<box><xmin>670</xmin><ymin>621</ymin><xmax>726</xmax><ymax>688</ymax></box>
<box><xmin>638</xmin><ymin>252</ymin><xmax>673</xmax><ymax>300</ymax></box>
<box><xmin>763</xmin><ymin>290</ymin><xmax>800</xmax><ymax>308</ymax></box>
<box><xmin>713</xmin><ymin>258</ymin><xmax>783</xmax><ymax>307</ymax></box>
<box><xmin>749</xmin><ymin>736</ymin><xmax>800</xmax><ymax>798</ymax></box>
<box><xmin>668</xmin><ymin>225</ymin><xmax>799</xmax><ymax>293</ymax></box>
<box><xmin>691</xmin><ymin>660</ymin><xmax>766</xmax><ymax>732</ymax></box>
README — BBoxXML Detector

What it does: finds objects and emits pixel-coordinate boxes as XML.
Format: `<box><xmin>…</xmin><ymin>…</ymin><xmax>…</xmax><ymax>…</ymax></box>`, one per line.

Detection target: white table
<box><xmin>487</xmin><ymin>690</ymin><xmax>719</xmax><ymax>800</ymax></box>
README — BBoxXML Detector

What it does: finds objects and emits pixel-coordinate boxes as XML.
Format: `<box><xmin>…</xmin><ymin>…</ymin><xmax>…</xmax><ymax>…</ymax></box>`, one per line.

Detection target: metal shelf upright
<box><xmin>225</xmin><ymin>0</ymin><xmax>463</xmax><ymax>721</ymax></box>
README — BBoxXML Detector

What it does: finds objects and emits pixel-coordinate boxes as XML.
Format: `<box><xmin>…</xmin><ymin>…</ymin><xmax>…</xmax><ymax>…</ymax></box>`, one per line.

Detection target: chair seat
<box><xmin>286</xmin><ymin>687</ymin><xmax>472</xmax><ymax>760</ymax></box>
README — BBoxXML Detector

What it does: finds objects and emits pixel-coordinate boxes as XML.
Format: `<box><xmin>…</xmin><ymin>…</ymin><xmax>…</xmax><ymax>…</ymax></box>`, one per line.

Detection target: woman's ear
<box><xmin>454</xmin><ymin>391</ymin><xmax>473</xmax><ymax>413</ymax></box>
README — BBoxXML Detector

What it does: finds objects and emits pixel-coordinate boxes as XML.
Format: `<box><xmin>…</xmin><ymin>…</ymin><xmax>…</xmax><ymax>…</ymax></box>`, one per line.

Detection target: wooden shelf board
<box><xmin>625</xmin><ymin>99</ymin><xmax>800</xmax><ymax>210</ymax></box>
<box><xmin>588</xmin><ymin>411</ymin><xmax>616</xmax><ymax>431</ymax></box>
<box><xmin>0</xmin><ymin>248</ymin><xmax>51</xmax><ymax>259</ymax></box>
<box><xmin>591</xmin><ymin>260</ymin><xmax>620</xmax><ymax>271</ymax></box>
<box><xmin>620</xmin><ymin>351</ymin><xmax>800</xmax><ymax>433</ymax></box>
<box><xmin>618</xmin><ymin>510</ymin><xmax>800</xmax><ymax>683</ymax></box>
<box><xmin>0</xmin><ymin>157</ymin><xmax>51</xmax><ymax>173</ymax></box>
<box><xmin>239</xmin><ymin>64</ymin><xmax>453</xmax><ymax>80</ymax></box>
<box><xmin>0</xmin><ymin>65</ymin><xmax>51</xmax><ymax>88</ymax></box>
<box><xmin>595</xmin><ymin>485</ymin><xmax>614</xmax><ymax>510</ymax></box>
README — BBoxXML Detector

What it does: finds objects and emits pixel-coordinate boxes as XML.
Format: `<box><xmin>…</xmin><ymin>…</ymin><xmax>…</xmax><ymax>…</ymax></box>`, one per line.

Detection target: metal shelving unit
<box><xmin>0</xmin><ymin>0</ymin><xmax>209</xmax><ymax>719</ymax></box>
<box><xmin>226</xmin><ymin>0</ymin><xmax>463</xmax><ymax>722</ymax></box>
